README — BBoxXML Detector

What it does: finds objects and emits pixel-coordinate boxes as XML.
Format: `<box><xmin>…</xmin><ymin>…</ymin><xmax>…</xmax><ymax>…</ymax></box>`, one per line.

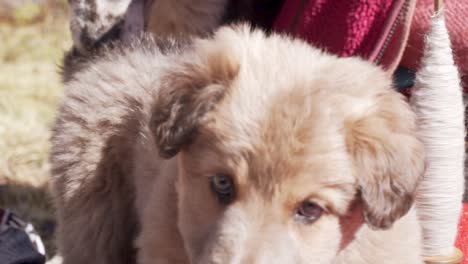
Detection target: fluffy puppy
<box><xmin>50</xmin><ymin>25</ymin><xmax>425</xmax><ymax>264</ymax></box>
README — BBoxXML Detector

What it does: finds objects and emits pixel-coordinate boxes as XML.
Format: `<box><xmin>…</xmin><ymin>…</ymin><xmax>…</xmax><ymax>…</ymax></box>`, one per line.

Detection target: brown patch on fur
<box><xmin>345</xmin><ymin>91</ymin><xmax>425</xmax><ymax>229</ymax></box>
<box><xmin>150</xmin><ymin>44</ymin><xmax>240</xmax><ymax>158</ymax></box>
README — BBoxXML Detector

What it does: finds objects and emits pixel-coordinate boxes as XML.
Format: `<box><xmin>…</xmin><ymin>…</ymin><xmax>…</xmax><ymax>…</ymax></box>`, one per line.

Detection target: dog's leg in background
<box><xmin>63</xmin><ymin>0</ymin><xmax>145</xmax><ymax>81</ymax></box>
<box><xmin>68</xmin><ymin>0</ymin><xmax>136</xmax><ymax>52</ymax></box>
<box><xmin>67</xmin><ymin>0</ymin><xmax>229</xmax><ymax>53</ymax></box>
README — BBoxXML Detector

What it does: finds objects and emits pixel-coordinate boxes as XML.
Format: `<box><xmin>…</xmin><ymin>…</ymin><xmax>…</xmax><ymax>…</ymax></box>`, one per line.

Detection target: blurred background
<box><xmin>0</xmin><ymin>0</ymin><xmax>71</xmax><ymax>257</ymax></box>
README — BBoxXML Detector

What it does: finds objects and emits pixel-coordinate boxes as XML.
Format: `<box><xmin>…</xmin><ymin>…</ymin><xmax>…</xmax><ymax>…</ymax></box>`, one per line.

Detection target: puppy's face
<box><xmin>151</xmin><ymin>25</ymin><xmax>425</xmax><ymax>264</ymax></box>
<box><xmin>177</xmin><ymin>112</ymin><xmax>356</xmax><ymax>263</ymax></box>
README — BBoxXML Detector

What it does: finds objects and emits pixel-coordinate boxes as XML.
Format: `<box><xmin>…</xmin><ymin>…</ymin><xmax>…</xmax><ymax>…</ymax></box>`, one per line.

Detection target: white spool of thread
<box><xmin>410</xmin><ymin>2</ymin><xmax>465</xmax><ymax>263</ymax></box>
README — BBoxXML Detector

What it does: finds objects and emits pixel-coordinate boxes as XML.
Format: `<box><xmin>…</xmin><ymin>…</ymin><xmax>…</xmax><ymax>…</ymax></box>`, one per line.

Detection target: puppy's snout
<box><xmin>239</xmin><ymin>227</ymin><xmax>299</xmax><ymax>264</ymax></box>
<box><xmin>199</xmin><ymin>206</ymin><xmax>298</xmax><ymax>264</ymax></box>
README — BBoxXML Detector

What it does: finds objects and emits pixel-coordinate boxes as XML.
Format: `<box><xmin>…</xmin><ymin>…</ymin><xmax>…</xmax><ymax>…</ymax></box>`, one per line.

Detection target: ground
<box><xmin>0</xmin><ymin>0</ymin><xmax>70</xmax><ymax>257</ymax></box>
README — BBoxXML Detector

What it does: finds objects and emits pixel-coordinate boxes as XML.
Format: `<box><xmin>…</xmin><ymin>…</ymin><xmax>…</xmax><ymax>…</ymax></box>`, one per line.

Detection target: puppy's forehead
<box><xmin>204</xmin><ymin>86</ymin><xmax>353</xmax><ymax>194</ymax></box>
<box><xmin>189</xmin><ymin>28</ymin><xmax>390</xmax><ymax>200</ymax></box>
<box><xmin>196</xmin><ymin>90</ymin><xmax>354</xmax><ymax>204</ymax></box>
<box><xmin>206</xmin><ymin>36</ymin><xmax>384</xmax><ymax>150</ymax></box>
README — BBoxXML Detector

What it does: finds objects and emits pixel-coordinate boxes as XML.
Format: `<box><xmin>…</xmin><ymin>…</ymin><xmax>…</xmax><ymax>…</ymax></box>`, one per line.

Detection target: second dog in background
<box><xmin>66</xmin><ymin>0</ymin><xmax>282</xmax><ymax>53</ymax></box>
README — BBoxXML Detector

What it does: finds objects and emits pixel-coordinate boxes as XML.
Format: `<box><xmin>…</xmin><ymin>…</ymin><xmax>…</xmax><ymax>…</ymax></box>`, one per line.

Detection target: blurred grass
<box><xmin>0</xmin><ymin>0</ymin><xmax>71</xmax><ymax>257</ymax></box>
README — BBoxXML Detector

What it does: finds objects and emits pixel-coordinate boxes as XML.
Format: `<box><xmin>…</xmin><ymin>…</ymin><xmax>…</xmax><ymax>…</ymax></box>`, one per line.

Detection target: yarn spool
<box><xmin>410</xmin><ymin>0</ymin><xmax>465</xmax><ymax>263</ymax></box>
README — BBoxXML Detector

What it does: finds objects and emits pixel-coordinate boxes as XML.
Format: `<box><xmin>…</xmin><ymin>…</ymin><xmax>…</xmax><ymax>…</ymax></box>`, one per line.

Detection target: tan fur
<box><xmin>51</xmin><ymin>25</ymin><xmax>425</xmax><ymax>264</ymax></box>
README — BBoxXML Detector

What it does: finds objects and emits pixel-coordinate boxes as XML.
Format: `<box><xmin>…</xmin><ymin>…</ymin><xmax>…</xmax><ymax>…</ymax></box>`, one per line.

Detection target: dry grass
<box><xmin>0</xmin><ymin>2</ymin><xmax>71</xmax><ymax>257</ymax></box>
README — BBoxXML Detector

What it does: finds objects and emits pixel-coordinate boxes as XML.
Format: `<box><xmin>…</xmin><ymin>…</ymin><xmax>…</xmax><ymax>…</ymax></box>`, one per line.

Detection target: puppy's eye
<box><xmin>295</xmin><ymin>201</ymin><xmax>323</xmax><ymax>224</ymax></box>
<box><xmin>210</xmin><ymin>174</ymin><xmax>235</xmax><ymax>204</ymax></box>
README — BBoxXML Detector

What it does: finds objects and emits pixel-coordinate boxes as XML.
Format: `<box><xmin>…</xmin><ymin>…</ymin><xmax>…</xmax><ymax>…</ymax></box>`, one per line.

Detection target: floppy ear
<box><xmin>345</xmin><ymin>91</ymin><xmax>425</xmax><ymax>230</ymax></box>
<box><xmin>150</xmin><ymin>45</ymin><xmax>239</xmax><ymax>159</ymax></box>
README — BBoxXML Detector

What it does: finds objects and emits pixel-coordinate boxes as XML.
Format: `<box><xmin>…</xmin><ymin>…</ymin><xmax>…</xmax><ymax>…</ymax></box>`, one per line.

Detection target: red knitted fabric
<box><xmin>274</xmin><ymin>0</ymin><xmax>394</xmax><ymax>59</ymax></box>
<box><xmin>456</xmin><ymin>203</ymin><xmax>468</xmax><ymax>264</ymax></box>
<box><xmin>401</xmin><ymin>0</ymin><xmax>468</xmax><ymax>93</ymax></box>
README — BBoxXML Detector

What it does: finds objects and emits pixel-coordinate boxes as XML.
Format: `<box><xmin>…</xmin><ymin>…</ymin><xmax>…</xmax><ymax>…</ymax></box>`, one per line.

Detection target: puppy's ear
<box><xmin>345</xmin><ymin>91</ymin><xmax>425</xmax><ymax>230</ymax></box>
<box><xmin>150</xmin><ymin>44</ymin><xmax>239</xmax><ymax>159</ymax></box>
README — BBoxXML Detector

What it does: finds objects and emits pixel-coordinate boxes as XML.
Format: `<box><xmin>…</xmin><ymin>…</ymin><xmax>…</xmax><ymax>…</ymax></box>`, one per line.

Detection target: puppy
<box><xmin>50</xmin><ymin>25</ymin><xmax>425</xmax><ymax>264</ymax></box>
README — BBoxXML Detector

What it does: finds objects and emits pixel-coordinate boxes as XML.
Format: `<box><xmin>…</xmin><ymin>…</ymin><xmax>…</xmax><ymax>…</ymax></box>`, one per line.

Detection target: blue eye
<box><xmin>210</xmin><ymin>174</ymin><xmax>235</xmax><ymax>204</ymax></box>
<box><xmin>295</xmin><ymin>201</ymin><xmax>323</xmax><ymax>224</ymax></box>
